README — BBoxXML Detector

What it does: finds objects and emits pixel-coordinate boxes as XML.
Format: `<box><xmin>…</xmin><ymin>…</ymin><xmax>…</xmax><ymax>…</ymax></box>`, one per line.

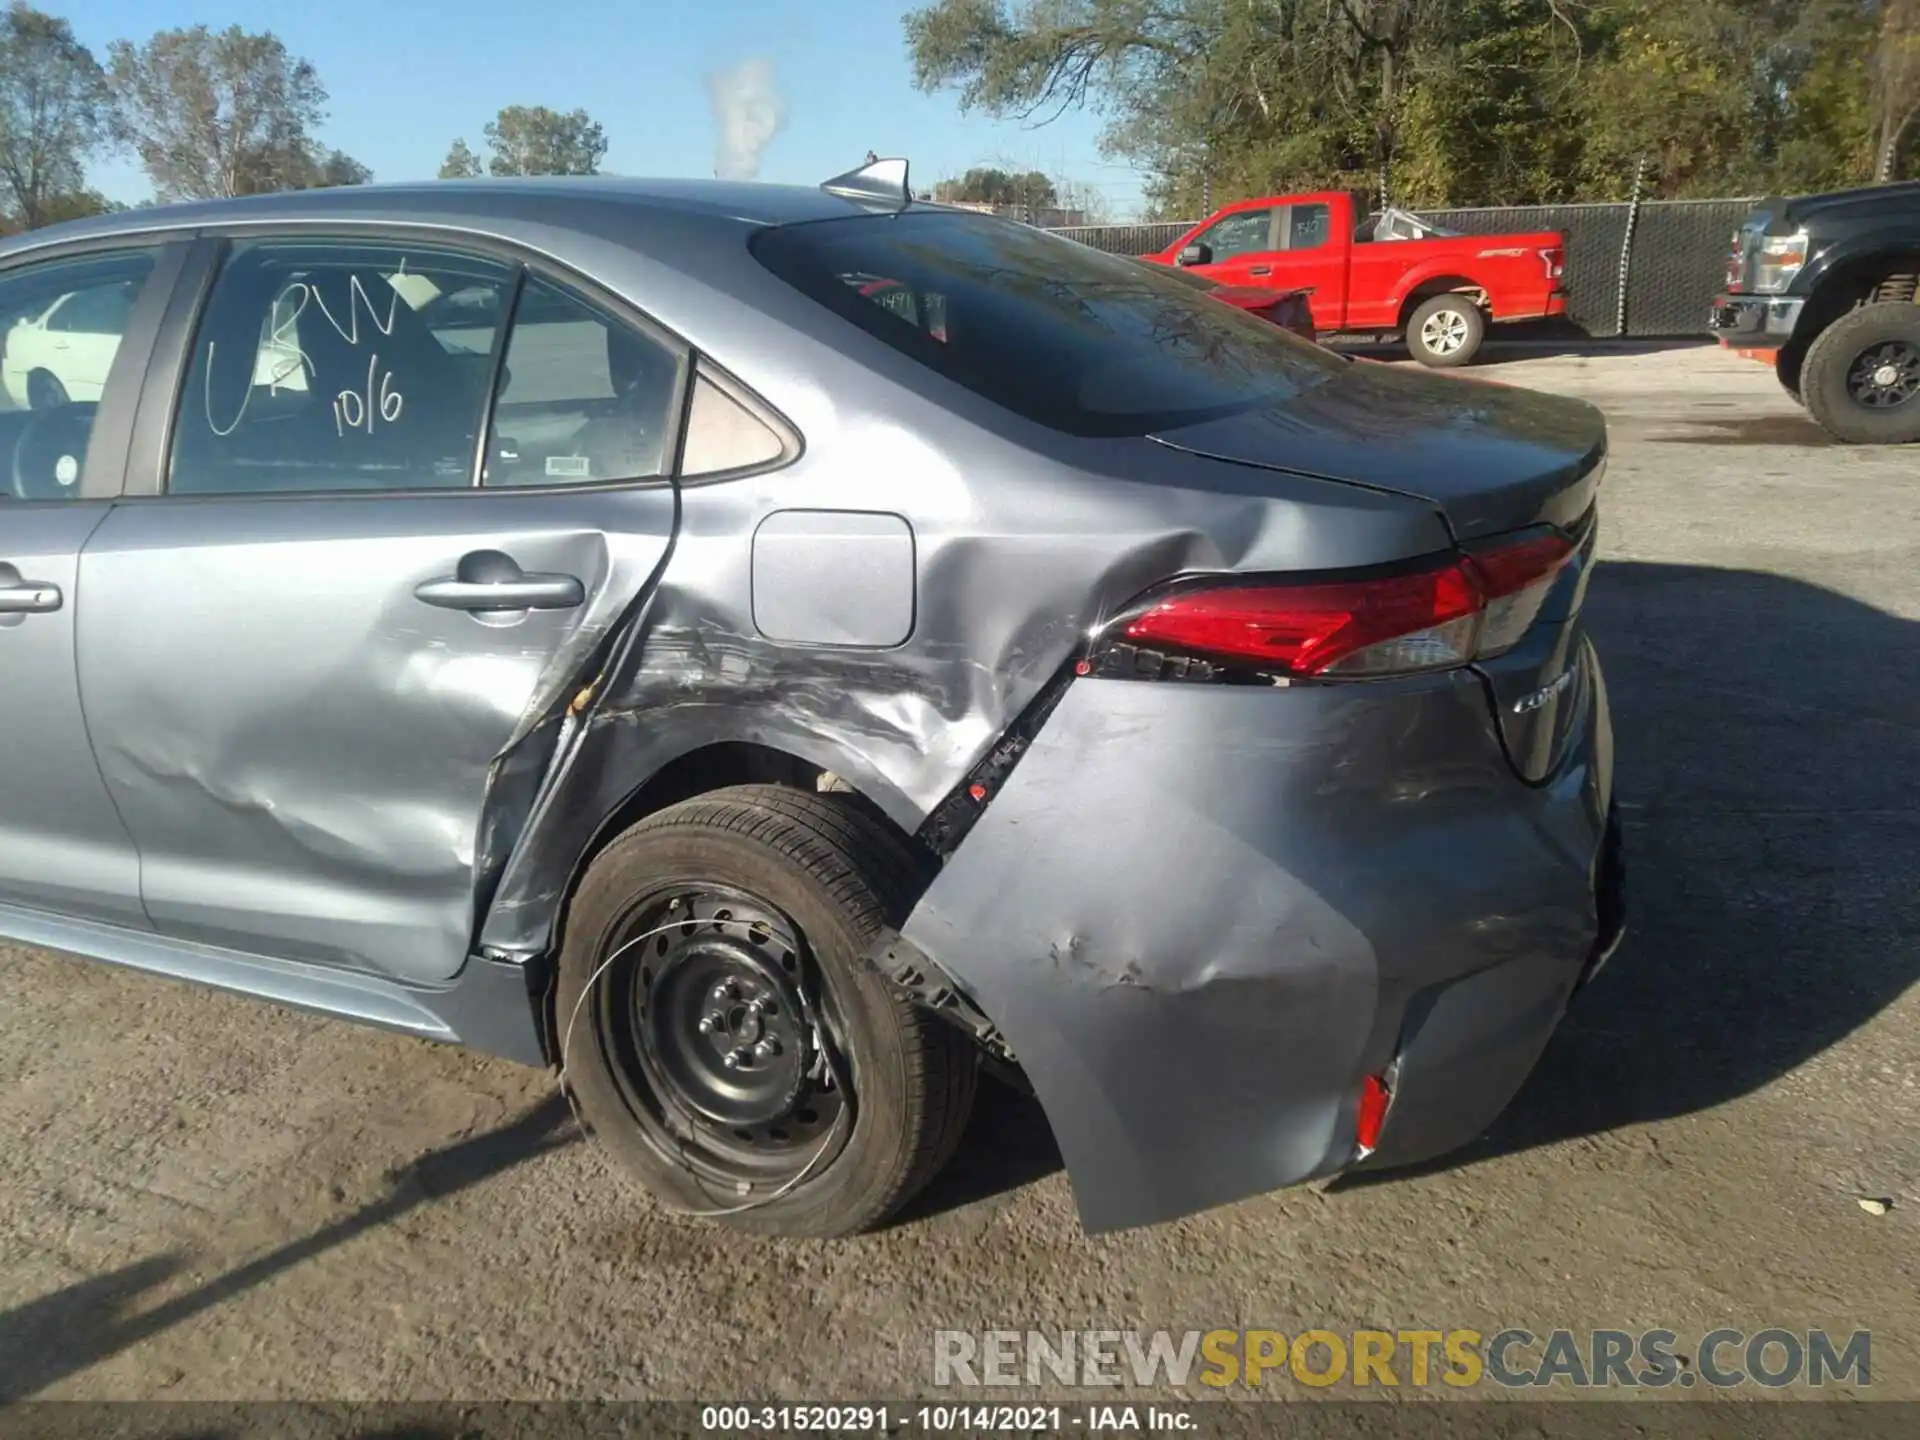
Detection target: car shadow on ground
<box><xmin>917</xmin><ymin>561</ymin><xmax>1920</xmax><ymax>1217</ymax></box>
<box><xmin>0</xmin><ymin>1092</ymin><xmax>579</xmax><ymax>1402</ymax></box>
<box><xmin>1644</xmin><ymin>414</ymin><xmax>1837</xmax><ymax>447</ymax></box>
<box><xmin>7</xmin><ymin>564</ymin><xmax>1913</xmax><ymax>1390</ymax></box>
<box><xmin>892</xmin><ymin>1074</ymin><xmax>1065</xmax><ymax>1227</ymax></box>
<box><xmin>1341</xmin><ymin>559</ymin><xmax>1920</xmax><ymax>1185</ymax></box>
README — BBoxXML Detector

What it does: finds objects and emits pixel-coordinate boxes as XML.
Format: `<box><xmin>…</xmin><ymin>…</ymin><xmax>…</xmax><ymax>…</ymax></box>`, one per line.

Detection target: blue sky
<box><xmin>63</xmin><ymin>0</ymin><xmax>1154</xmax><ymax>217</ymax></box>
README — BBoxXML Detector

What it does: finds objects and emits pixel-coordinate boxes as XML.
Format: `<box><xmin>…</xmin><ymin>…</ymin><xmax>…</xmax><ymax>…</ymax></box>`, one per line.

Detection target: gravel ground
<box><xmin>2</xmin><ymin>342</ymin><xmax>1916</xmax><ymax>1406</ymax></box>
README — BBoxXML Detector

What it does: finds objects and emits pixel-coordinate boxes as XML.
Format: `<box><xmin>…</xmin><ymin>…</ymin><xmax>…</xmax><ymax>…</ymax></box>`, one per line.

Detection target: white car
<box><xmin>3</xmin><ymin>273</ymin><xmax>454</xmax><ymax>410</ymax></box>
<box><xmin>2</xmin><ymin>281</ymin><xmax>142</xmax><ymax>409</ymax></box>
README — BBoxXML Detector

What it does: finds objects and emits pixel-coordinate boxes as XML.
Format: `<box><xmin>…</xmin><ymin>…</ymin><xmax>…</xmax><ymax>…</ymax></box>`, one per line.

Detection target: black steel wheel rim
<box><xmin>1847</xmin><ymin>341</ymin><xmax>1920</xmax><ymax>410</ymax></box>
<box><xmin>594</xmin><ymin>885</ymin><xmax>848</xmax><ymax>1187</ymax></box>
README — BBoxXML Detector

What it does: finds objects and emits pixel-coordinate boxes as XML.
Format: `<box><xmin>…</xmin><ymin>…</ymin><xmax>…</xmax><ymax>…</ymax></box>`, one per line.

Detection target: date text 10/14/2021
<box><xmin>700</xmin><ymin>1405</ymin><xmax>1198</xmax><ymax>1432</ymax></box>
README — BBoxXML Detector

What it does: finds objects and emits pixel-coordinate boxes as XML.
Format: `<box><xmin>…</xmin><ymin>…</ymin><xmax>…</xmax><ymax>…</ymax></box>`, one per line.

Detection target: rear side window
<box><xmin>752</xmin><ymin>212</ymin><xmax>1345</xmax><ymax>438</ymax></box>
<box><xmin>483</xmin><ymin>276</ymin><xmax>680</xmax><ymax>487</ymax></box>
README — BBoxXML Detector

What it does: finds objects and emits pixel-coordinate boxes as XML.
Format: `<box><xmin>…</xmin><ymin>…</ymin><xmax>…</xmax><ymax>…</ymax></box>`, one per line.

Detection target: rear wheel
<box><xmin>555</xmin><ymin>785</ymin><xmax>976</xmax><ymax>1238</ymax></box>
<box><xmin>1801</xmin><ymin>302</ymin><xmax>1920</xmax><ymax>444</ymax></box>
<box><xmin>1407</xmin><ymin>294</ymin><xmax>1487</xmax><ymax>368</ymax></box>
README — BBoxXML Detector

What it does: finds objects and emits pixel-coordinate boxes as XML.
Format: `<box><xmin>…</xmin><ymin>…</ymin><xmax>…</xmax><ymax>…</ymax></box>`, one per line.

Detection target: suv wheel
<box><xmin>555</xmin><ymin>785</ymin><xmax>977</xmax><ymax>1238</ymax></box>
<box><xmin>1408</xmin><ymin>295</ymin><xmax>1487</xmax><ymax>368</ymax></box>
<box><xmin>1801</xmin><ymin>301</ymin><xmax>1920</xmax><ymax>444</ymax></box>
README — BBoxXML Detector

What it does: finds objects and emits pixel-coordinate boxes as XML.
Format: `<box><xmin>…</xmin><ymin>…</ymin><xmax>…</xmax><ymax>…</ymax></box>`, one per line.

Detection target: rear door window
<box><xmin>752</xmin><ymin>211</ymin><xmax>1345</xmax><ymax>438</ymax></box>
<box><xmin>1281</xmin><ymin>203</ymin><xmax>1332</xmax><ymax>251</ymax></box>
<box><xmin>168</xmin><ymin>240</ymin><xmax>516</xmax><ymax>495</ymax></box>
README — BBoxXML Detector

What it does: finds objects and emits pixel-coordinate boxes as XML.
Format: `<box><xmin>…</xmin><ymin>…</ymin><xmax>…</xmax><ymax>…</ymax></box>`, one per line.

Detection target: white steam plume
<box><xmin>707</xmin><ymin>57</ymin><xmax>786</xmax><ymax>181</ymax></box>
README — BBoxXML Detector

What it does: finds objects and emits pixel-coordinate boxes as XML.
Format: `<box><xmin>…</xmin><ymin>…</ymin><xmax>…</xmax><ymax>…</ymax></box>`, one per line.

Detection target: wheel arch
<box><xmin>1396</xmin><ymin>274</ymin><xmax>1489</xmax><ymax>330</ymax></box>
<box><xmin>1785</xmin><ymin>243</ymin><xmax>1920</xmax><ymax>392</ymax></box>
<box><xmin>498</xmin><ymin>736</ymin><xmax>933</xmax><ymax>1063</ymax></box>
<box><xmin>1801</xmin><ymin>235</ymin><xmax>1920</xmax><ymax>307</ymax></box>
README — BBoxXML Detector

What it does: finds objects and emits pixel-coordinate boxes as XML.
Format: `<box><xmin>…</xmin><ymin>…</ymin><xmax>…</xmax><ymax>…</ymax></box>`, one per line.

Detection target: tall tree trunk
<box><xmin>1378</xmin><ymin>40</ymin><xmax>1395</xmax><ymax>179</ymax></box>
<box><xmin>1876</xmin><ymin>0</ymin><xmax>1919</xmax><ymax>182</ymax></box>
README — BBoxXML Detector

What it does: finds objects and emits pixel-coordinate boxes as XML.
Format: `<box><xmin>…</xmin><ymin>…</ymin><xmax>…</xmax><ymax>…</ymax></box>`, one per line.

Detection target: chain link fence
<box><xmin>1049</xmin><ymin>198</ymin><xmax>1757</xmax><ymax>338</ymax></box>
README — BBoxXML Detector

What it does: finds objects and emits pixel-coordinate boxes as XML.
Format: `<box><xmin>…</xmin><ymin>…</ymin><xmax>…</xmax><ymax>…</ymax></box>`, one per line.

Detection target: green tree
<box><xmin>1871</xmin><ymin>0</ymin><xmax>1920</xmax><ymax>179</ymax></box>
<box><xmin>439</xmin><ymin>136</ymin><xmax>483</xmax><ymax>178</ymax></box>
<box><xmin>0</xmin><ymin>2</ymin><xmax>110</xmax><ymax>229</ymax></box>
<box><xmin>905</xmin><ymin>0</ymin><xmax>1897</xmax><ymax>211</ymax></box>
<box><xmin>904</xmin><ymin>0</ymin><xmax>1588</xmax><ymax>212</ymax></box>
<box><xmin>934</xmin><ymin>165</ymin><xmax>1058</xmax><ymax>206</ymax></box>
<box><xmin>0</xmin><ymin>184</ymin><xmax>116</xmax><ymax>234</ymax></box>
<box><xmin>480</xmin><ymin>104</ymin><xmax>608</xmax><ymax>176</ymax></box>
<box><xmin>1575</xmin><ymin>0</ymin><xmax>1887</xmax><ymax>197</ymax></box>
<box><xmin>106</xmin><ymin>25</ymin><xmax>366</xmax><ymax>200</ymax></box>
<box><xmin>299</xmin><ymin>147</ymin><xmax>370</xmax><ymax>189</ymax></box>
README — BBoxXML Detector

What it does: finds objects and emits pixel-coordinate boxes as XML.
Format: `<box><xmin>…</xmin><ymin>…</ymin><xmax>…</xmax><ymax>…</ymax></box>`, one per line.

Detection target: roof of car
<box><xmin>0</xmin><ymin>175</ymin><xmax>920</xmax><ymax>259</ymax></box>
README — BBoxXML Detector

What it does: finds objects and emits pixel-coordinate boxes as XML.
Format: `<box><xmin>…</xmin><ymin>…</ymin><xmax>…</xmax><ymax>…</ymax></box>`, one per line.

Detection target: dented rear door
<box><xmin>77</xmin><ymin>234</ymin><xmax>684</xmax><ymax>983</ymax></box>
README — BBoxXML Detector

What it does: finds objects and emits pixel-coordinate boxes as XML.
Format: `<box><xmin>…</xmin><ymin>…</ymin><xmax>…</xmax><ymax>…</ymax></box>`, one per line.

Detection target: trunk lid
<box><xmin>1148</xmin><ymin>358</ymin><xmax>1605</xmax><ymax>541</ymax></box>
<box><xmin>1150</xmin><ymin>359</ymin><xmax>1608</xmax><ymax>781</ymax></box>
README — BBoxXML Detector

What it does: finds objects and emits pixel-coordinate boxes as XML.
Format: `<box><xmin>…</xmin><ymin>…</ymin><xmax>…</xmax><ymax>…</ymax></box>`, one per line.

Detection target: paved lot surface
<box><xmin>3</xmin><ymin>343</ymin><xmax>1917</xmax><ymax>1403</ymax></box>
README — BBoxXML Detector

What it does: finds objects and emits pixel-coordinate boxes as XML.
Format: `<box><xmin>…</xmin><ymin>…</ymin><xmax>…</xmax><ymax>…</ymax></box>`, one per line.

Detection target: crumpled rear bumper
<box><xmin>900</xmin><ymin>642</ymin><xmax>1615</xmax><ymax>1233</ymax></box>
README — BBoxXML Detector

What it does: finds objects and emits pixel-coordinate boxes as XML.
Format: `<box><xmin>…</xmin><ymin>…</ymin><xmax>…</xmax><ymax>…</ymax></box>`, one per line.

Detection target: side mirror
<box><xmin>1177</xmin><ymin>242</ymin><xmax>1211</xmax><ymax>267</ymax></box>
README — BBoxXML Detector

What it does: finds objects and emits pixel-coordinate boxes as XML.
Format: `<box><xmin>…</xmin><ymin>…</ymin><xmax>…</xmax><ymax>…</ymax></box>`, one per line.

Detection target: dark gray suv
<box><xmin>0</xmin><ymin>161</ymin><xmax>1622</xmax><ymax>1238</ymax></box>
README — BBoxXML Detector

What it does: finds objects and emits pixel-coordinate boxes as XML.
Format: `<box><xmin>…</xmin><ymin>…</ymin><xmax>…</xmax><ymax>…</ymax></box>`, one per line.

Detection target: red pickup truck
<box><xmin>1142</xmin><ymin>190</ymin><xmax>1568</xmax><ymax>367</ymax></box>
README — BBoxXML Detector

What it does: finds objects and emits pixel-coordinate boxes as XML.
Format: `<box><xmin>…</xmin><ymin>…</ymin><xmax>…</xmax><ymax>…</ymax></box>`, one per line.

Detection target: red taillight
<box><xmin>1539</xmin><ymin>246</ymin><xmax>1565</xmax><ymax>281</ymax></box>
<box><xmin>1124</xmin><ymin>562</ymin><xmax>1481</xmax><ymax>678</ymax></box>
<box><xmin>1355</xmin><ymin>1073</ymin><xmax>1392</xmax><ymax>1155</ymax></box>
<box><xmin>1465</xmin><ymin>530</ymin><xmax>1571</xmax><ymax>596</ymax></box>
<box><xmin>1464</xmin><ymin>529</ymin><xmax>1577</xmax><ymax>656</ymax></box>
<box><xmin>1112</xmin><ymin>530</ymin><xmax>1575</xmax><ymax>680</ymax></box>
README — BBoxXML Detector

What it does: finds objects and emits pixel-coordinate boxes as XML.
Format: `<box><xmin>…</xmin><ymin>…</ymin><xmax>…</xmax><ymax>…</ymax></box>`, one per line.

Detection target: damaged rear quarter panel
<box><xmin>468</xmin><ymin>203</ymin><xmax>1454</xmax><ymax>961</ymax></box>
<box><xmin>900</xmin><ymin>672</ymin><xmax>1605</xmax><ymax>1234</ymax></box>
<box><xmin>476</xmin><ymin>358</ymin><xmax>1457</xmax><ymax>961</ymax></box>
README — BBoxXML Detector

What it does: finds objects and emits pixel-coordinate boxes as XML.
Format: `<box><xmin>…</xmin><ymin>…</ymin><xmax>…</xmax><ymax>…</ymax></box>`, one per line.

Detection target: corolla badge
<box><xmin>1513</xmin><ymin>666</ymin><xmax>1576</xmax><ymax>714</ymax></box>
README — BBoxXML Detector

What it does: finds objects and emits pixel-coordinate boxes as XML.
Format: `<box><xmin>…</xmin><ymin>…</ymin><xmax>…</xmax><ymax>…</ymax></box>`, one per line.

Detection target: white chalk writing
<box><xmin>333</xmin><ymin>351</ymin><xmax>404</xmax><ymax>436</ymax></box>
<box><xmin>204</xmin><ymin>268</ymin><xmax>417</xmax><ymax>437</ymax></box>
<box><xmin>308</xmin><ymin>272</ymin><xmax>402</xmax><ymax>347</ymax></box>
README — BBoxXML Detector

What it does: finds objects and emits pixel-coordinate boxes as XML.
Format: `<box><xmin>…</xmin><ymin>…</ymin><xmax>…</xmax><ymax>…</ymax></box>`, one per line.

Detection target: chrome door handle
<box><xmin>1249</xmin><ymin>265</ymin><xmax>1273</xmax><ymax>276</ymax></box>
<box><xmin>414</xmin><ymin>550</ymin><xmax>584</xmax><ymax>613</ymax></box>
<box><xmin>0</xmin><ymin>582</ymin><xmax>61</xmax><ymax>613</ymax></box>
<box><xmin>0</xmin><ymin>562</ymin><xmax>61</xmax><ymax>615</ymax></box>
<box><xmin>414</xmin><ymin>576</ymin><xmax>584</xmax><ymax>612</ymax></box>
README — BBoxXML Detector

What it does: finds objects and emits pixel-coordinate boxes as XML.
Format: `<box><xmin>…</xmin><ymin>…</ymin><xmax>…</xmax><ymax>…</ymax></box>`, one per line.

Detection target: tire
<box><xmin>1407</xmin><ymin>294</ymin><xmax>1487</xmax><ymax>368</ymax></box>
<box><xmin>555</xmin><ymin>784</ymin><xmax>977</xmax><ymax>1238</ymax></box>
<box><xmin>1776</xmin><ymin>339</ymin><xmax>1807</xmax><ymax>408</ymax></box>
<box><xmin>1801</xmin><ymin>301</ymin><xmax>1920</xmax><ymax>444</ymax></box>
<box><xmin>26</xmin><ymin>369</ymin><xmax>67</xmax><ymax>411</ymax></box>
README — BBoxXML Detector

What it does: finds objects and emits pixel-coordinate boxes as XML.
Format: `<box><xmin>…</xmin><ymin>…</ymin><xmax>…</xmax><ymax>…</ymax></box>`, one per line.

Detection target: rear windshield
<box><xmin>751</xmin><ymin>210</ymin><xmax>1346</xmax><ymax>438</ymax></box>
